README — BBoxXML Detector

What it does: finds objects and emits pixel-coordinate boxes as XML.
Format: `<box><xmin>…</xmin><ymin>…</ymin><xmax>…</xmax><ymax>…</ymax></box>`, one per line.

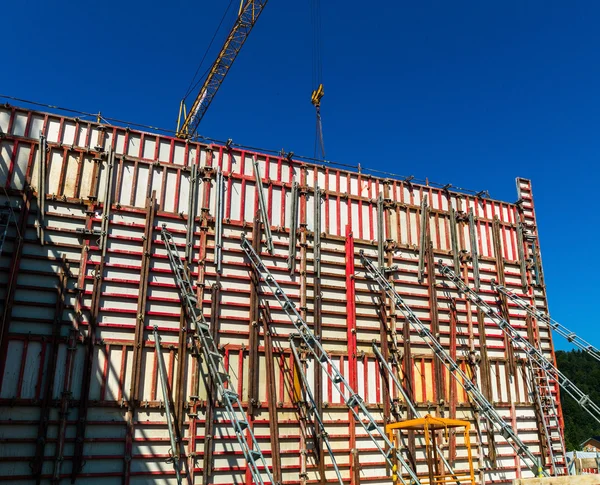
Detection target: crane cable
<box><xmin>182</xmin><ymin>0</ymin><xmax>236</xmax><ymax>102</ymax></box>
<box><xmin>310</xmin><ymin>0</ymin><xmax>326</xmax><ymax>160</ymax></box>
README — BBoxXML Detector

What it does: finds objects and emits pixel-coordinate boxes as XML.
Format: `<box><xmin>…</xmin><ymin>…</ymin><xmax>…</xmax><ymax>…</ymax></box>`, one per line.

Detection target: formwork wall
<box><xmin>0</xmin><ymin>105</ymin><xmax>561</xmax><ymax>485</ymax></box>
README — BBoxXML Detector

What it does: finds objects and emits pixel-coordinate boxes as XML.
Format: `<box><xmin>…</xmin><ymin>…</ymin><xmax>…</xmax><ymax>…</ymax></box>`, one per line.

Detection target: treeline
<box><xmin>555</xmin><ymin>349</ymin><xmax>600</xmax><ymax>450</ymax></box>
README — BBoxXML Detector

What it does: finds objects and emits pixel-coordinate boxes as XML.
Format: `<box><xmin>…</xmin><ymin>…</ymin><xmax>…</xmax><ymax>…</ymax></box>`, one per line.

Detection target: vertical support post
<box><xmin>153</xmin><ymin>326</ymin><xmax>183</xmax><ymax>484</ymax></box>
<box><xmin>287</xmin><ymin>180</ymin><xmax>299</xmax><ymax>273</ymax></box>
<box><xmin>468</xmin><ymin>208</ymin><xmax>480</xmax><ymax>291</ymax></box>
<box><xmin>314</xmin><ymin>186</ymin><xmax>322</xmax><ymax>279</ymax></box>
<box><xmin>37</xmin><ymin>133</ymin><xmax>46</xmax><ymax>245</ymax></box>
<box><xmin>377</xmin><ymin>193</ymin><xmax>385</xmax><ymax>267</ymax></box>
<box><xmin>214</xmin><ymin>168</ymin><xmax>225</xmax><ymax>273</ymax></box>
<box><xmin>248</xmin><ymin>213</ymin><xmax>262</xmax><ymax>415</ymax></box>
<box><xmin>124</xmin><ymin>193</ymin><xmax>156</xmax><ymax>483</ymax></box>
<box><xmin>185</xmin><ymin>164</ymin><xmax>199</xmax><ymax>263</ymax></box>
<box><xmin>261</xmin><ymin>305</ymin><xmax>282</xmax><ymax>484</ymax></box>
<box><xmin>202</xmin><ymin>284</ymin><xmax>220</xmax><ymax>484</ymax></box>
<box><xmin>345</xmin><ymin>225</ymin><xmax>360</xmax><ymax>484</ymax></box>
<box><xmin>199</xmin><ymin>152</ymin><xmax>218</xmax><ymax>484</ymax></box>
<box><xmin>449</xmin><ymin>206</ymin><xmax>460</xmax><ymax>273</ymax></box>
<box><xmin>417</xmin><ymin>195</ymin><xmax>428</xmax><ymax>283</ymax></box>
<box><xmin>312</xmin><ymin>182</ymin><xmax>325</xmax><ymax>483</ymax></box>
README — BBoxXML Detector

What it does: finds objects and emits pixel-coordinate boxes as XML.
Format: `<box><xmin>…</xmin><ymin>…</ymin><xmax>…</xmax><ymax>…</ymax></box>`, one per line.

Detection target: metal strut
<box><xmin>215</xmin><ymin>168</ymin><xmax>225</xmax><ymax>273</ymax></box>
<box><xmin>438</xmin><ymin>262</ymin><xmax>600</xmax><ymax>427</ymax></box>
<box><xmin>240</xmin><ymin>235</ymin><xmax>423</xmax><ymax>485</ymax></box>
<box><xmin>372</xmin><ymin>343</ymin><xmax>462</xmax><ymax>485</ymax></box>
<box><xmin>161</xmin><ymin>226</ymin><xmax>273</xmax><ymax>485</ymax></box>
<box><xmin>359</xmin><ymin>252</ymin><xmax>547</xmax><ymax>478</ymax></box>
<box><xmin>252</xmin><ymin>156</ymin><xmax>273</xmax><ymax>254</ymax></box>
<box><xmin>493</xmin><ymin>283</ymin><xmax>600</xmax><ymax>364</ymax></box>
<box><xmin>153</xmin><ymin>326</ymin><xmax>182</xmax><ymax>484</ymax></box>
<box><xmin>289</xmin><ymin>336</ymin><xmax>344</xmax><ymax>485</ymax></box>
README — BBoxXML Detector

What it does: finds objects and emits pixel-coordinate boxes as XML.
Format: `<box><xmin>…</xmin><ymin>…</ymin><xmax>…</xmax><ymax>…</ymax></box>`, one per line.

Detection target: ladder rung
<box><xmin>208</xmin><ymin>350</ymin><xmax>222</xmax><ymax>361</ymax></box>
<box><xmin>367</xmin><ymin>421</ymin><xmax>378</xmax><ymax>432</ymax></box>
<box><xmin>222</xmin><ymin>389</ymin><xmax>238</xmax><ymax>402</ymax></box>
<box><xmin>249</xmin><ymin>450</ymin><xmax>262</xmax><ymax>461</ymax></box>
<box><xmin>217</xmin><ymin>372</ymin><xmax>230</xmax><ymax>384</ymax></box>
<box><xmin>197</xmin><ymin>320</ymin><xmax>210</xmax><ymax>332</ymax></box>
<box><xmin>238</xmin><ymin>420</ymin><xmax>249</xmax><ymax>430</ymax></box>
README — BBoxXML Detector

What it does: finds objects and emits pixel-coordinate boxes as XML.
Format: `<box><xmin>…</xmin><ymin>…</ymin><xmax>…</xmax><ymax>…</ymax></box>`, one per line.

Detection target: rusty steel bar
<box><xmin>468</xmin><ymin>208</ymin><xmax>480</xmax><ymax>291</ymax></box>
<box><xmin>417</xmin><ymin>195</ymin><xmax>428</xmax><ymax>283</ymax></box>
<box><xmin>248</xmin><ymin>213</ymin><xmax>262</xmax><ymax>415</ymax></box>
<box><xmin>449</xmin><ymin>206</ymin><xmax>460</xmax><ymax>273</ymax></box>
<box><xmin>124</xmin><ymin>192</ymin><xmax>156</xmax><ymax>483</ymax></box>
<box><xmin>261</xmin><ymin>305</ymin><xmax>282</xmax><ymax>484</ymax></box>
<box><xmin>36</xmin><ymin>133</ymin><xmax>46</xmax><ymax>244</ymax></box>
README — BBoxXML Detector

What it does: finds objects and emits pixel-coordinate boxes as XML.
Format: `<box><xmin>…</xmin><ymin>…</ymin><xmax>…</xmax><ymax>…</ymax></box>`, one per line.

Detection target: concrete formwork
<box><xmin>0</xmin><ymin>104</ymin><xmax>562</xmax><ymax>484</ymax></box>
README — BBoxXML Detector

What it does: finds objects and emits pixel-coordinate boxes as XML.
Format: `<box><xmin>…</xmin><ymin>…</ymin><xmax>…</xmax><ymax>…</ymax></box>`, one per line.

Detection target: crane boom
<box><xmin>177</xmin><ymin>1</ymin><xmax>268</xmax><ymax>138</ymax></box>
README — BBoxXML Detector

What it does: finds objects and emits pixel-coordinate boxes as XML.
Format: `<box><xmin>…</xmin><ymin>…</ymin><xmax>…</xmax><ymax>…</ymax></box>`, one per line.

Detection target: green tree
<box><xmin>556</xmin><ymin>349</ymin><xmax>600</xmax><ymax>450</ymax></box>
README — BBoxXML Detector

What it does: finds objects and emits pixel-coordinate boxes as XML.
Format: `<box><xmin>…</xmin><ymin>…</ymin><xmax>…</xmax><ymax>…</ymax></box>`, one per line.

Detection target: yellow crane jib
<box><xmin>176</xmin><ymin>0</ymin><xmax>269</xmax><ymax>138</ymax></box>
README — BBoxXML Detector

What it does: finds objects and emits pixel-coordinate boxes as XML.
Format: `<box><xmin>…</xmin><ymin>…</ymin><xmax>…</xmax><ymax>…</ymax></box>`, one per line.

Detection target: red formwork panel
<box><xmin>0</xmin><ymin>104</ymin><xmax>562</xmax><ymax>484</ymax></box>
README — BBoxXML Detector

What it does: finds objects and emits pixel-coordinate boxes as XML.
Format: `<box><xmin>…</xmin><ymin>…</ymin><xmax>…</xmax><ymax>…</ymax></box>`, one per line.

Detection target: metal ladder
<box><xmin>152</xmin><ymin>326</ymin><xmax>183</xmax><ymax>484</ymax></box>
<box><xmin>372</xmin><ymin>343</ymin><xmax>461</xmax><ymax>485</ymax></box>
<box><xmin>240</xmin><ymin>235</ymin><xmax>423</xmax><ymax>485</ymax></box>
<box><xmin>161</xmin><ymin>226</ymin><xmax>273</xmax><ymax>485</ymax></box>
<box><xmin>438</xmin><ymin>262</ymin><xmax>600</xmax><ymax>427</ymax></box>
<box><xmin>493</xmin><ymin>283</ymin><xmax>600</xmax><ymax>364</ymax></box>
<box><xmin>359</xmin><ymin>251</ymin><xmax>548</xmax><ymax>478</ymax></box>
<box><xmin>492</xmin><ymin>284</ymin><xmax>568</xmax><ymax>474</ymax></box>
<box><xmin>525</xmin><ymin>352</ymin><xmax>568</xmax><ymax>475</ymax></box>
<box><xmin>289</xmin><ymin>336</ymin><xmax>344</xmax><ymax>485</ymax></box>
<box><xmin>0</xmin><ymin>208</ymin><xmax>11</xmax><ymax>256</ymax></box>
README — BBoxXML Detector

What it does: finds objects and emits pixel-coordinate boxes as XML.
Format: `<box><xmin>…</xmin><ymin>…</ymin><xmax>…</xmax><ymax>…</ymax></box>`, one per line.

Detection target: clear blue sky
<box><xmin>3</xmin><ymin>1</ymin><xmax>598</xmax><ymax>351</ymax></box>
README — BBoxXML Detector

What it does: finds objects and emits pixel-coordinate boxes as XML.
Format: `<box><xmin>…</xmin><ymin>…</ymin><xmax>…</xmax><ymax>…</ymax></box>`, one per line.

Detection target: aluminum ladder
<box><xmin>161</xmin><ymin>226</ymin><xmax>273</xmax><ymax>485</ymax></box>
<box><xmin>493</xmin><ymin>283</ymin><xmax>600</xmax><ymax>364</ymax></box>
<box><xmin>526</xmin><ymin>353</ymin><xmax>569</xmax><ymax>475</ymax></box>
<box><xmin>438</xmin><ymin>261</ymin><xmax>600</xmax><ymax>427</ymax></box>
<box><xmin>0</xmin><ymin>208</ymin><xmax>11</xmax><ymax>256</ymax></box>
<box><xmin>359</xmin><ymin>251</ymin><xmax>548</xmax><ymax>478</ymax></box>
<box><xmin>289</xmin><ymin>336</ymin><xmax>344</xmax><ymax>485</ymax></box>
<box><xmin>240</xmin><ymin>235</ymin><xmax>423</xmax><ymax>485</ymax></box>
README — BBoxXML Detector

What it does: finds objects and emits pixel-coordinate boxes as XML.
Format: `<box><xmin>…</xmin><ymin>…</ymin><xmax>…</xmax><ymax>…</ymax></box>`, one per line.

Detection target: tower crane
<box><xmin>176</xmin><ymin>1</ymin><xmax>269</xmax><ymax>138</ymax></box>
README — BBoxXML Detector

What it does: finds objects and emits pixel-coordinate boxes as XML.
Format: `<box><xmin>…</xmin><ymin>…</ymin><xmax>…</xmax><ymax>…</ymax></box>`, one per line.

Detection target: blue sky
<box><xmin>3</xmin><ymin>1</ymin><xmax>598</xmax><ymax>351</ymax></box>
